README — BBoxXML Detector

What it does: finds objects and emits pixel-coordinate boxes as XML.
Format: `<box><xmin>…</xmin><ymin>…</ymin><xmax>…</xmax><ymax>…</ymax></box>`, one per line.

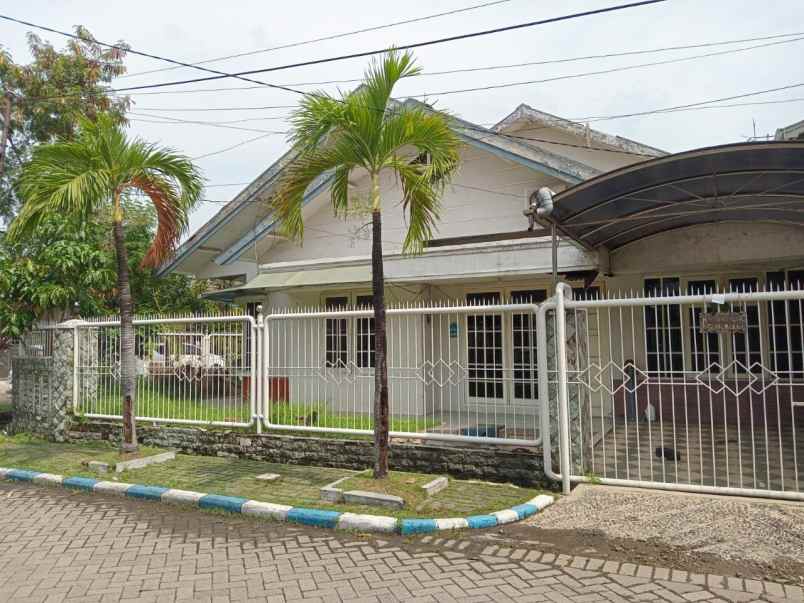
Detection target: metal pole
<box><xmin>551</xmin><ymin>223</ymin><xmax>558</xmax><ymax>288</ymax></box>
<box><xmin>555</xmin><ymin>282</ymin><xmax>572</xmax><ymax>495</ymax></box>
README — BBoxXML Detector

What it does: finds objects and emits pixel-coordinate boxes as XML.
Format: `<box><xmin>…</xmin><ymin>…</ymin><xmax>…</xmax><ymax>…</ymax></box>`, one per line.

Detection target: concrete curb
<box><xmin>0</xmin><ymin>467</ymin><xmax>555</xmax><ymax>534</ymax></box>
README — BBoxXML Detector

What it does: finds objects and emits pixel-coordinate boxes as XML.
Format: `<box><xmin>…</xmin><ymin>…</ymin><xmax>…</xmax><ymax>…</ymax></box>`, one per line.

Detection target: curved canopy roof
<box><xmin>548</xmin><ymin>142</ymin><xmax>804</xmax><ymax>250</ymax></box>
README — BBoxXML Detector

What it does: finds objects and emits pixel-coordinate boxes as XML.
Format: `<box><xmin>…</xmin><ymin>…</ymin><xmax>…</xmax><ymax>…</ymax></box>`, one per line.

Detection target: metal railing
<box><xmin>544</xmin><ymin>283</ymin><xmax>804</xmax><ymax>501</ymax></box>
<box><xmin>13</xmin><ymin>325</ymin><xmax>57</xmax><ymax>359</ymax></box>
<box><xmin>262</xmin><ymin>302</ymin><xmax>543</xmax><ymax>445</ymax></box>
<box><xmin>75</xmin><ymin>314</ymin><xmax>257</xmax><ymax>427</ymax></box>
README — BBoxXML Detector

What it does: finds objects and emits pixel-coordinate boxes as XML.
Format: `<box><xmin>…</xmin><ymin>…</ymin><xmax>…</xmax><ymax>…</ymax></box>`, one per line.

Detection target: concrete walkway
<box><xmin>0</xmin><ymin>482</ymin><xmax>799</xmax><ymax>602</ymax></box>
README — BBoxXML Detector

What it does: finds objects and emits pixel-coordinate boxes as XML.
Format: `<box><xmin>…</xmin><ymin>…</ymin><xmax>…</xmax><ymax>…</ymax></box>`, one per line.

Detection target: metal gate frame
<box><xmin>259</xmin><ymin>302</ymin><xmax>544</xmax><ymax>446</ymax></box>
<box><xmin>541</xmin><ymin>283</ymin><xmax>804</xmax><ymax>501</ymax></box>
<box><xmin>74</xmin><ymin>315</ymin><xmax>258</xmax><ymax>428</ymax></box>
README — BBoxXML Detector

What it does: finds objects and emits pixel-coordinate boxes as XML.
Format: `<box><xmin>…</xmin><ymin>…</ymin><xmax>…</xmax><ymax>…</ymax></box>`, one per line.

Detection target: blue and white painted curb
<box><xmin>0</xmin><ymin>466</ymin><xmax>554</xmax><ymax>534</ymax></box>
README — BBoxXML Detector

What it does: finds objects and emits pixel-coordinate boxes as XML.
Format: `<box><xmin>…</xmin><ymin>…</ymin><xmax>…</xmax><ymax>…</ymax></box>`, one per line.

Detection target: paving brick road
<box><xmin>0</xmin><ymin>482</ymin><xmax>799</xmax><ymax>602</ymax></box>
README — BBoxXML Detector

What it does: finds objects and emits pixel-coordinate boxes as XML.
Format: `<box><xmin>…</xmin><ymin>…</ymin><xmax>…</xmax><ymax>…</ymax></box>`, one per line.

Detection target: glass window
<box><xmin>688</xmin><ymin>280</ymin><xmax>721</xmax><ymax>371</ymax></box>
<box><xmin>511</xmin><ymin>290</ymin><xmax>547</xmax><ymax>400</ymax></box>
<box><xmin>355</xmin><ymin>294</ymin><xmax>375</xmax><ymax>369</ymax></box>
<box><xmin>466</xmin><ymin>292</ymin><xmax>504</xmax><ymax>399</ymax></box>
<box><xmin>325</xmin><ymin>296</ymin><xmax>348</xmax><ymax>368</ymax></box>
<box><xmin>767</xmin><ymin>271</ymin><xmax>804</xmax><ymax>377</ymax></box>
<box><xmin>729</xmin><ymin>278</ymin><xmax>761</xmax><ymax>373</ymax></box>
<box><xmin>644</xmin><ymin>278</ymin><xmax>683</xmax><ymax>374</ymax></box>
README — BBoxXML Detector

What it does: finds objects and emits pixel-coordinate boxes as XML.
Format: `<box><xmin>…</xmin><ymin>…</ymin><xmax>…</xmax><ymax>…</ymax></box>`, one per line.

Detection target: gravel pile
<box><xmin>529</xmin><ymin>484</ymin><xmax>804</xmax><ymax>563</ymax></box>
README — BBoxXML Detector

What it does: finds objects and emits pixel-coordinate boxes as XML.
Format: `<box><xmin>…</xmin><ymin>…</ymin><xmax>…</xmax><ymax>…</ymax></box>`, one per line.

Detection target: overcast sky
<box><xmin>2</xmin><ymin>0</ymin><xmax>803</xmax><ymax>236</ymax></box>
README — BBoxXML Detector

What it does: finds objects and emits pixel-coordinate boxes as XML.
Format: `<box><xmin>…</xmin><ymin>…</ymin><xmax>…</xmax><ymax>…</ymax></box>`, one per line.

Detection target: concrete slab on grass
<box><xmin>343</xmin><ymin>490</ymin><xmax>404</xmax><ymax>510</ymax></box>
<box><xmin>115</xmin><ymin>451</ymin><xmax>176</xmax><ymax>473</ymax></box>
<box><xmin>422</xmin><ymin>476</ymin><xmax>448</xmax><ymax>497</ymax></box>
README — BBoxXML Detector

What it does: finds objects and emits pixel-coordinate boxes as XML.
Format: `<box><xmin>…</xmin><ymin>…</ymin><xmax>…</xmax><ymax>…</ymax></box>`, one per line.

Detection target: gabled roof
<box><xmin>157</xmin><ymin>100</ymin><xmax>616</xmax><ymax>277</ymax></box>
<box><xmin>494</xmin><ymin>103</ymin><xmax>667</xmax><ymax>158</ymax></box>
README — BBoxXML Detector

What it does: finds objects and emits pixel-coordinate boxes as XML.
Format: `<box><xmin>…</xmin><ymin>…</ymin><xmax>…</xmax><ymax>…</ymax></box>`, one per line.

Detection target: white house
<box><xmin>159</xmin><ymin>103</ymin><xmax>804</xmax><ymax>496</ymax></box>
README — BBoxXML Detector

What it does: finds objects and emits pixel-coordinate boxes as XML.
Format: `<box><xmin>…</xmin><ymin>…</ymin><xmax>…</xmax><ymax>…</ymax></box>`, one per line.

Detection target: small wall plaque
<box><xmin>449</xmin><ymin>322</ymin><xmax>459</xmax><ymax>338</ymax></box>
<box><xmin>700</xmin><ymin>311</ymin><xmax>747</xmax><ymax>334</ymax></box>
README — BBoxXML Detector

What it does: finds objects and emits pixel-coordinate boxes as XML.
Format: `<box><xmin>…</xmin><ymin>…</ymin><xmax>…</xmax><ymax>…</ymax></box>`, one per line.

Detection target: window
<box><xmin>325</xmin><ymin>296</ymin><xmax>348</xmax><ymax>368</ymax></box>
<box><xmin>687</xmin><ymin>280</ymin><xmax>721</xmax><ymax>371</ymax></box>
<box><xmin>729</xmin><ymin>278</ymin><xmax>761</xmax><ymax>373</ymax></box>
<box><xmin>767</xmin><ymin>270</ymin><xmax>804</xmax><ymax>377</ymax></box>
<box><xmin>466</xmin><ymin>292</ymin><xmax>504</xmax><ymax>399</ymax></box>
<box><xmin>511</xmin><ymin>290</ymin><xmax>547</xmax><ymax>400</ymax></box>
<box><xmin>644</xmin><ymin>278</ymin><xmax>683</xmax><ymax>374</ymax></box>
<box><xmin>355</xmin><ymin>295</ymin><xmax>375</xmax><ymax>368</ymax></box>
<box><xmin>572</xmin><ymin>285</ymin><xmax>601</xmax><ymax>300</ymax></box>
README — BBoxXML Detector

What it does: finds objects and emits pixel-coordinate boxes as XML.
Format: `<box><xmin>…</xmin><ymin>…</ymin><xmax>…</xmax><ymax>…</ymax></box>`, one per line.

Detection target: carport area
<box><xmin>544</xmin><ymin>141</ymin><xmax>804</xmax><ymax>500</ymax></box>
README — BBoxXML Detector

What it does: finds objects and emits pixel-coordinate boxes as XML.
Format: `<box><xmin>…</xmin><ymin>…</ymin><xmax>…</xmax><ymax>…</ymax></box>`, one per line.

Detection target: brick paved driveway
<box><xmin>0</xmin><ymin>483</ymin><xmax>799</xmax><ymax>602</ymax></box>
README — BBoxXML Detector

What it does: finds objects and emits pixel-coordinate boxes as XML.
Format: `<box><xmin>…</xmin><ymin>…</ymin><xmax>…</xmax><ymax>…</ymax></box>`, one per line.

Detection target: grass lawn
<box><xmin>91</xmin><ymin>382</ymin><xmax>438</xmax><ymax>433</ymax></box>
<box><xmin>0</xmin><ymin>434</ymin><xmax>165</xmax><ymax>474</ymax></box>
<box><xmin>0</xmin><ymin>436</ymin><xmax>546</xmax><ymax>520</ymax></box>
<box><xmin>0</xmin><ymin>402</ymin><xmax>11</xmax><ymax>414</ymax></box>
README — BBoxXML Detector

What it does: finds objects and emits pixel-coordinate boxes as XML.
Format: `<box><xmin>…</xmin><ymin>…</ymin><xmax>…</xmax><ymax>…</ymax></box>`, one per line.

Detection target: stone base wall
<box><xmin>68</xmin><ymin>421</ymin><xmax>552</xmax><ymax>489</ymax></box>
<box><xmin>10</xmin><ymin>357</ymin><xmax>67</xmax><ymax>440</ymax></box>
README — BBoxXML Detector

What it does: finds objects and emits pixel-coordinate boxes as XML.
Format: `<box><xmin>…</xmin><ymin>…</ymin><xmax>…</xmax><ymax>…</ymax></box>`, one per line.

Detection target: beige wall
<box><xmin>260</xmin><ymin>145</ymin><xmax>566</xmax><ymax>264</ymax></box>
<box><xmin>503</xmin><ymin>124</ymin><xmax>645</xmax><ymax>173</ymax></box>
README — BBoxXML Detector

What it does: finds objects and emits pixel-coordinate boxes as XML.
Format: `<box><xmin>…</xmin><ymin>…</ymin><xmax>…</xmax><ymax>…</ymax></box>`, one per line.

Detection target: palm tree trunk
<box><xmin>113</xmin><ymin>216</ymin><xmax>138</xmax><ymax>453</ymax></box>
<box><xmin>371</xmin><ymin>202</ymin><xmax>390</xmax><ymax>479</ymax></box>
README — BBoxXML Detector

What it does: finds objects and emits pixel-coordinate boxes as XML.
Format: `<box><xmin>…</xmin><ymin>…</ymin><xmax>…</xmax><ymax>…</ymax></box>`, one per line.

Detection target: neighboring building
<box><xmin>775</xmin><ymin>118</ymin><xmax>804</xmax><ymax>141</ymax></box>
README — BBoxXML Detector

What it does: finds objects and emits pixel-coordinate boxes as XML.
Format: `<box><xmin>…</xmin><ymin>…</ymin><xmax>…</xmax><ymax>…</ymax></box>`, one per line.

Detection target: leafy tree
<box><xmin>0</xmin><ymin>215</ymin><xmax>114</xmax><ymax>338</ymax></box>
<box><xmin>0</xmin><ymin>26</ymin><xmax>129</xmax><ymax>222</ymax></box>
<box><xmin>272</xmin><ymin>51</ymin><xmax>461</xmax><ymax>478</ymax></box>
<box><xmin>9</xmin><ymin>114</ymin><xmax>203</xmax><ymax>452</ymax></box>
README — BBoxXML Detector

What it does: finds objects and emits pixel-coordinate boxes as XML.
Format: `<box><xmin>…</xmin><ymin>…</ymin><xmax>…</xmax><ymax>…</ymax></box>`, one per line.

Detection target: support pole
<box><xmin>551</xmin><ymin>223</ymin><xmax>558</xmax><ymax>288</ymax></box>
<box><xmin>554</xmin><ymin>282</ymin><xmax>572</xmax><ymax>495</ymax></box>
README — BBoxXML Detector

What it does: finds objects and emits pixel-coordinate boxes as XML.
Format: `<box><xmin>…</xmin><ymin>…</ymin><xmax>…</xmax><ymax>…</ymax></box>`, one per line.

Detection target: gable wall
<box><xmin>504</xmin><ymin>124</ymin><xmax>647</xmax><ymax>172</ymax></box>
<box><xmin>261</xmin><ymin>145</ymin><xmax>566</xmax><ymax>264</ymax></box>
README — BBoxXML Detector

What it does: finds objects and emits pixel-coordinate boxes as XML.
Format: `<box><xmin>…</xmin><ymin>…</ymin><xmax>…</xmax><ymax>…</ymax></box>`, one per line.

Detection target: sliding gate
<box><xmin>542</xmin><ymin>284</ymin><xmax>804</xmax><ymax>501</ymax></box>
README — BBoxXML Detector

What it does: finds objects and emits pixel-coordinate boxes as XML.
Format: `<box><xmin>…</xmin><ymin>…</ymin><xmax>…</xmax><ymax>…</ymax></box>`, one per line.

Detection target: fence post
<box><xmin>255</xmin><ymin>305</ymin><xmax>263</xmax><ymax>434</ymax></box>
<box><xmin>554</xmin><ymin>284</ymin><xmax>572</xmax><ymax>495</ymax></box>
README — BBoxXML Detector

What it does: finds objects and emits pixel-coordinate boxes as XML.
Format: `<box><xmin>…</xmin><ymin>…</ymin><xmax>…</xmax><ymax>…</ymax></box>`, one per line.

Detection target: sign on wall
<box><xmin>700</xmin><ymin>311</ymin><xmax>747</xmax><ymax>334</ymax></box>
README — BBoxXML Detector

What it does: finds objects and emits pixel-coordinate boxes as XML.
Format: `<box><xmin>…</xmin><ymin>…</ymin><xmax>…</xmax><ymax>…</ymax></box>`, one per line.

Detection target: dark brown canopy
<box><xmin>549</xmin><ymin>142</ymin><xmax>804</xmax><ymax>250</ymax></box>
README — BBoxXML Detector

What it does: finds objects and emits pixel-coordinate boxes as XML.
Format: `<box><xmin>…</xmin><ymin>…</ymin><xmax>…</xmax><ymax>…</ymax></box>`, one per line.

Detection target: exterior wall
<box><xmin>10</xmin><ymin>328</ymin><xmax>75</xmax><ymax>441</ymax></box>
<box><xmin>68</xmin><ymin>420</ymin><xmax>551</xmax><ymax>488</ymax></box>
<box><xmin>261</xmin><ymin>146</ymin><xmax>566</xmax><ymax>264</ymax></box>
<box><xmin>610</xmin><ymin>223</ymin><xmax>804</xmax><ymax>275</ymax></box>
<box><xmin>503</xmin><ymin>124</ymin><xmax>645</xmax><ymax>173</ymax></box>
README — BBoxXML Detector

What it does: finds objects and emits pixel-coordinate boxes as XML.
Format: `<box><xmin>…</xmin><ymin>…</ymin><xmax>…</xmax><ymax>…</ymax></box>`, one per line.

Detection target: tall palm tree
<box><xmin>272</xmin><ymin>51</ymin><xmax>462</xmax><ymax>478</ymax></box>
<box><xmin>8</xmin><ymin>113</ymin><xmax>203</xmax><ymax>452</ymax></box>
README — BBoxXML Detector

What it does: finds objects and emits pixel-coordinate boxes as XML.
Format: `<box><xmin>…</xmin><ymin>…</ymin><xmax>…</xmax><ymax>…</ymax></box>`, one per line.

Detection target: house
<box><xmin>158</xmin><ymin>100</ymin><xmax>665</xmax><ymax>306</ymax></box>
<box><xmin>160</xmin><ymin>102</ymin><xmax>804</xmax><ymax>496</ymax></box>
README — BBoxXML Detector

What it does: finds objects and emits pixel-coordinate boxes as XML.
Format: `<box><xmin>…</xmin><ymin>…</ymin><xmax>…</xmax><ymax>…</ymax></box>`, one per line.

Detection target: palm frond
<box><xmin>272</xmin><ymin>139</ymin><xmax>362</xmax><ymax>241</ymax></box>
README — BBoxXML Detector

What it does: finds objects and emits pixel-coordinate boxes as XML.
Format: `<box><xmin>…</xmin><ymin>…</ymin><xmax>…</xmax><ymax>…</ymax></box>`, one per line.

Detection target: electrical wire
<box><xmin>18</xmin><ymin>30</ymin><xmax>804</xmax><ymax>101</ymax></box>
<box><xmin>0</xmin><ymin>1</ymin><xmax>670</xmax><ymax>96</ymax></box>
<box><xmin>119</xmin><ymin>0</ymin><xmax>519</xmax><ymax>79</ymax></box>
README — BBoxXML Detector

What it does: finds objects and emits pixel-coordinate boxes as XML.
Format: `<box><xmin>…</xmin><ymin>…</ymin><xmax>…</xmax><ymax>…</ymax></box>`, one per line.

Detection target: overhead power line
<box><xmin>19</xmin><ymin>30</ymin><xmax>803</xmax><ymax>101</ymax></box>
<box><xmin>129</xmin><ymin>34</ymin><xmax>804</xmax><ymax>112</ymax></box>
<box><xmin>120</xmin><ymin>0</ymin><xmax>519</xmax><ymax>79</ymax></box>
<box><xmin>0</xmin><ymin>1</ymin><xmax>670</xmax><ymax>97</ymax></box>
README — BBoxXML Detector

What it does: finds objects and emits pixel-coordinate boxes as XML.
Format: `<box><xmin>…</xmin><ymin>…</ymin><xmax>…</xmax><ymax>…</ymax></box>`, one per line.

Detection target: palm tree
<box><xmin>272</xmin><ymin>51</ymin><xmax>461</xmax><ymax>478</ymax></box>
<box><xmin>8</xmin><ymin>113</ymin><xmax>202</xmax><ymax>452</ymax></box>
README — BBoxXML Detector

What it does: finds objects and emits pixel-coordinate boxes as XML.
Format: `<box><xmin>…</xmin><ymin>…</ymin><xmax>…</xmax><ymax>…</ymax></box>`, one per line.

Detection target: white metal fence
<box><xmin>543</xmin><ymin>283</ymin><xmax>804</xmax><ymax>501</ymax></box>
<box><xmin>75</xmin><ymin>314</ymin><xmax>256</xmax><ymax>427</ymax></box>
<box><xmin>262</xmin><ymin>302</ymin><xmax>543</xmax><ymax>445</ymax></box>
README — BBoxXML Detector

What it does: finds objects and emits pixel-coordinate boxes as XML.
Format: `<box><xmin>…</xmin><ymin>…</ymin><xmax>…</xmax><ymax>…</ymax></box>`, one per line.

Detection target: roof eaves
<box><xmin>402</xmin><ymin>98</ymin><xmax>598</xmax><ymax>183</ymax></box>
<box><xmin>494</xmin><ymin>103</ymin><xmax>667</xmax><ymax>157</ymax></box>
<box><xmin>155</xmin><ymin>146</ymin><xmax>298</xmax><ymax>277</ymax></box>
